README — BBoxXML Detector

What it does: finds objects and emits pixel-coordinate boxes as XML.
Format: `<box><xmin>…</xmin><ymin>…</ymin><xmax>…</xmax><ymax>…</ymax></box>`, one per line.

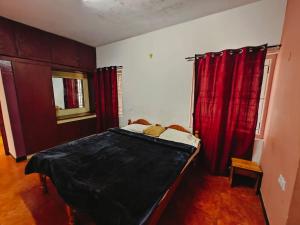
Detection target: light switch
<box><xmin>278</xmin><ymin>174</ymin><xmax>286</xmax><ymax>191</ymax></box>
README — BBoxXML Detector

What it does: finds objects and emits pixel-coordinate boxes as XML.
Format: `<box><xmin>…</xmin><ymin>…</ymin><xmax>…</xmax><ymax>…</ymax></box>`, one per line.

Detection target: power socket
<box><xmin>278</xmin><ymin>174</ymin><xmax>286</xmax><ymax>191</ymax></box>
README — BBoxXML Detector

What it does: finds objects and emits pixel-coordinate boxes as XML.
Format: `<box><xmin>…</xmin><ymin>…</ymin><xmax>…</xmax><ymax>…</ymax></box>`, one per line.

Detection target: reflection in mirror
<box><xmin>52</xmin><ymin>77</ymin><xmax>84</xmax><ymax>110</ymax></box>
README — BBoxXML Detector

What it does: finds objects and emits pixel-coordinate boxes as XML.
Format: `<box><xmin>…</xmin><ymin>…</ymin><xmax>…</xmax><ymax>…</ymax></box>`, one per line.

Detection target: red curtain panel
<box><xmin>94</xmin><ymin>66</ymin><xmax>119</xmax><ymax>132</ymax></box>
<box><xmin>193</xmin><ymin>45</ymin><xmax>267</xmax><ymax>174</ymax></box>
<box><xmin>63</xmin><ymin>78</ymin><xmax>79</xmax><ymax>108</ymax></box>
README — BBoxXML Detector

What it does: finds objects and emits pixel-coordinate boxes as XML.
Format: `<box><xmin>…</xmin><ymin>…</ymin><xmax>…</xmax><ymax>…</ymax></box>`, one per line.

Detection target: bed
<box><xmin>25</xmin><ymin>119</ymin><xmax>201</xmax><ymax>225</ymax></box>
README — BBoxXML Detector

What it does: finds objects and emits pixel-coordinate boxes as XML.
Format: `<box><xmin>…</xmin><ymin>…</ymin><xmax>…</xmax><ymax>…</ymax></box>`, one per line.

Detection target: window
<box><xmin>256</xmin><ymin>53</ymin><xmax>277</xmax><ymax>138</ymax></box>
<box><xmin>189</xmin><ymin>52</ymin><xmax>277</xmax><ymax>137</ymax></box>
<box><xmin>117</xmin><ymin>67</ymin><xmax>123</xmax><ymax>117</ymax></box>
<box><xmin>52</xmin><ymin>71</ymin><xmax>91</xmax><ymax>119</ymax></box>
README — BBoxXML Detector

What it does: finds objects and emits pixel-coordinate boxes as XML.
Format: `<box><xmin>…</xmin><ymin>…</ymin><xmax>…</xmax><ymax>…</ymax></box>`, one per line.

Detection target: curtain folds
<box><xmin>193</xmin><ymin>45</ymin><xmax>267</xmax><ymax>174</ymax></box>
<box><xmin>63</xmin><ymin>78</ymin><xmax>79</xmax><ymax>108</ymax></box>
<box><xmin>94</xmin><ymin>66</ymin><xmax>119</xmax><ymax>132</ymax></box>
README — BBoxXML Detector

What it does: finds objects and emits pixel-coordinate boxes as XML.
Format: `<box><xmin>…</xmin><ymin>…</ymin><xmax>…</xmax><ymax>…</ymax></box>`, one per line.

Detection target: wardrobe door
<box><xmin>0</xmin><ymin>18</ymin><xmax>17</xmax><ymax>56</ymax></box>
<box><xmin>51</xmin><ymin>35</ymin><xmax>79</xmax><ymax>67</ymax></box>
<box><xmin>13</xmin><ymin>61</ymin><xmax>57</xmax><ymax>154</ymax></box>
<box><xmin>78</xmin><ymin>43</ymin><xmax>96</xmax><ymax>70</ymax></box>
<box><xmin>15</xmin><ymin>25</ymin><xmax>52</xmax><ymax>61</ymax></box>
<box><xmin>57</xmin><ymin>121</ymin><xmax>81</xmax><ymax>144</ymax></box>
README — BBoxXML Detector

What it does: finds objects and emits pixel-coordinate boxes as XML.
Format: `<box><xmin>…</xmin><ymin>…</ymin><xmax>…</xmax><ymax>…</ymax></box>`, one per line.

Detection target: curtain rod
<box><xmin>185</xmin><ymin>44</ymin><xmax>281</xmax><ymax>61</ymax></box>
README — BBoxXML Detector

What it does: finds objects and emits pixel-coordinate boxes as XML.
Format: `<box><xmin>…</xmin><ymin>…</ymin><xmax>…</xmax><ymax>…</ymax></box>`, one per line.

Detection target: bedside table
<box><xmin>229</xmin><ymin>158</ymin><xmax>263</xmax><ymax>194</ymax></box>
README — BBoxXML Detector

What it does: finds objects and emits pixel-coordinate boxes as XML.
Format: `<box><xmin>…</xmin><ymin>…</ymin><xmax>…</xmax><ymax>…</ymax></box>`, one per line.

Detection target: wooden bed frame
<box><xmin>39</xmin><ymin>118</ymin><xmax>200</xmax><ymax>225</ymax></box>
<box><xmin>128</xmin><ymin>119</ymin><xmax>199</xmax><ymax>138</ymax></box>
<box><xmin>128</xmin><ymin>119</ymin><xmax>200</xmax><ymax>225</ymax></box>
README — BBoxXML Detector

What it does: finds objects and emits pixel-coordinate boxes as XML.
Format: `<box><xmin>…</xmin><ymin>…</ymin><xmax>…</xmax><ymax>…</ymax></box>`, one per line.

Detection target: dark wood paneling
<box><xmin>57</xmin><ymin>118</ymin><xmax>97</xmax><ymax>144</ymax></box>
<box><xmin>15</xmin><ymin>24</ymin><xmax>52</xmax><ymax>61</ymax></box>
<box><xmin>0</xmin><ymin>17</ymin><xmax>97</xmax><ymax>155</ymax></box>
<box><xmin>0</xmin><ymin>18</ymin><xmax>17</xmax><ymax>56</ymax></box>
<box><xmin>79</xmin><ymin>118</ymin><xmax>97</xmax><ymax>137</ymax></box>
<box><xmin>13</xmin><ymin>61</ymin><xmax>57</xmax><ymax>154</ymax></box>
<box><xmin>16</xmin><ymin>155</ymin><xmax>27</xmax><ymax>162</ymax></box>
<box><xmin>51</xmin><ymin>36</ymin><xmax>79</xmax><ymax>67</ymax></box>
<box><xmin>88</xmin><ymin>73</ymin><xmax>96</xmax><ymax>112</ymax></box>
<box><xmin>57</xmin><ymin>121</ymin><xmax>81</xmax><ymax>144</ymax></box>
<box><xmin>0</xmin><ymin>55</ymin><xmax>93</xmax><ymax>74</ymax></box>
<box><xmin>78</xmin><ymin>44</ymin><xmax>96</xmax><ymax>70</ymax></box>
<box><xmin>0</xmin><ymin>17</ymin><xmax>96</xmax><ymax>70</ymax></box>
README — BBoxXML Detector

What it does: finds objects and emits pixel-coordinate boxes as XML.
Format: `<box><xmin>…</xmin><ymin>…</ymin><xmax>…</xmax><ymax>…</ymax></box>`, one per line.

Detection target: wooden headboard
<box><xmin>128</xmin><ymin>119</ymin><xmax>152</xmax><ymax>125</ymax></box>
<box><xmin>128</xmin><ymin>119</ymin><xmax>199</xmax><ymax>138</ymax></box>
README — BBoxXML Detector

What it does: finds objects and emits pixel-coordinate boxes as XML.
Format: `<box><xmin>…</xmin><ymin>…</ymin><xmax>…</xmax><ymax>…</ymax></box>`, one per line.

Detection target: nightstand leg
<box><xmin>230</xmin><ymin>166</ymin><xmax>235</xmax><ymax>187</ymax></box>
<box><xmin>255</xmin><ymin>173</ymin><xmax>262</xmax><ymax>195</ymax></box>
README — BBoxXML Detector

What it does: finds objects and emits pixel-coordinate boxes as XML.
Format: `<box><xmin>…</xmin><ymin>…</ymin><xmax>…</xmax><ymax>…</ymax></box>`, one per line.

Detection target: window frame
<box><xmin>255</xmin><ymin>52</ymin><xmax>278</xmax><ymax>139</ymax></box>
<box><xmin>117</xmin><ymin>67</ymin><xmax>123</xmax><ymax>117</ymax></box>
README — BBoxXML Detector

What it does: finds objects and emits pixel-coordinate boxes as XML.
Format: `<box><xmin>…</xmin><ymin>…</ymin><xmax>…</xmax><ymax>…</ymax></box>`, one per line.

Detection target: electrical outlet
<box><xmin>278</xmin><ymin>174</ymin><xmax>286</xmax><ymax>191</ymax></box>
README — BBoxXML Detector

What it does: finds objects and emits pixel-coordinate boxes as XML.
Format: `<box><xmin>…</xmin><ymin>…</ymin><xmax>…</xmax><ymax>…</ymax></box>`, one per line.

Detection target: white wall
<box><xmin>97</xmin><ymin>0</ymin><xmax>287</xmax><ymax>128</ymax></box>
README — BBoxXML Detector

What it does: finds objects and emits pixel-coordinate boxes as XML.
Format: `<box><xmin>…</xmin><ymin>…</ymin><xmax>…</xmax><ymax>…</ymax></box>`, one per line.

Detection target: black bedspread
<box><xmin>25</xmin><ymin>128</ymin><xmax>195</xmax><ymax>225</ymax></box>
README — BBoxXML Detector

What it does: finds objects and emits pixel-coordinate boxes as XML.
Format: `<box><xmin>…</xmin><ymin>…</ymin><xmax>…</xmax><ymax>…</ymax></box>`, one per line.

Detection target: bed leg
<box><xmin>66</xmin><ymin>205</ymin><xmax>79</xmax><ymax>225</ymax></box>
<box><xmin>39</xmin><ymin>174</ymin><xmax>48</xmax><ymax>193</ymax></box>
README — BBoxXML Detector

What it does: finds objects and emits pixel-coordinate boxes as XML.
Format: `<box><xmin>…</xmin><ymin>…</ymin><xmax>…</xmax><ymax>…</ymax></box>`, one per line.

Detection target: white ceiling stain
<box><xmin>0</xmin><ymin>0</ymin><xmax>260</xmax><ymax>47</ymax></box>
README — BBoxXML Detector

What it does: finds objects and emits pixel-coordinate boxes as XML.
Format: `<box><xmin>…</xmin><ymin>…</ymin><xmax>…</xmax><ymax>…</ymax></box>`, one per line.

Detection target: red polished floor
<box><xmin>0</xmin><ymin>143</ymin><xmax>265</xmax><ymax>225</ymax></box>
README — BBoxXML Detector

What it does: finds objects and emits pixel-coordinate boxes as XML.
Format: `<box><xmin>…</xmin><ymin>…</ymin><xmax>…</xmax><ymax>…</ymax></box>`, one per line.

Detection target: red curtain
<box><xmin>94</xmin><ymin>66</ymin><xmax>119</xmax><ymax>132</ymax></box>
<box><xmin>63</xmin><ymin>78</ymin><xmax>79</xmax><ymax>108</ymax></box>
<box><xmin>193</xmin><ymin>45</ymin><xmax>267</xmax><ymax>174</ymax></box>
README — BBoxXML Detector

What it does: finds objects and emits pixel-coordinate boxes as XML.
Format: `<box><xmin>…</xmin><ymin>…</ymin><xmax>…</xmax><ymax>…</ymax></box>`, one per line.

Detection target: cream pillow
<box><xmin>122</xmin><ymin>124</ymin><xmax>151</xmax><ymax>133</ymax></box>
<box><xmin>159</xmin><ymin>128</ymin><xmax>200</xmax><ymax>147</ymax></box>
<box><xmin>143</xmin><ymin>125</ymin><xmax>166</xmax><ymax>137</ymax></box>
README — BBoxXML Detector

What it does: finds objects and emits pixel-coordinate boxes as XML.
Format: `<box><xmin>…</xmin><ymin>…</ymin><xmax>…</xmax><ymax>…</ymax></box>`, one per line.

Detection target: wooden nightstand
<box><xmin>229</xmin><ymin>158</ymin><xmax>263</xmax><ymax>194</ymax></box>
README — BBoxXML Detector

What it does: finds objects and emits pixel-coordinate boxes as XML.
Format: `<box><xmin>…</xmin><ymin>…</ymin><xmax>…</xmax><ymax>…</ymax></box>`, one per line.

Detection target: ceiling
<box><xmin>0</xmin><ymin>0</ymin><xmax>259</xmax><ymax>47</ymax></box>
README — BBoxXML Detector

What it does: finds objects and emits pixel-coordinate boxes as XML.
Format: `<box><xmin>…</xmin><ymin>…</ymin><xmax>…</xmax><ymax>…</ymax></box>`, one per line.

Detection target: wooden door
<box><xmin>12</xmin><ymin>61</ymin><xmax>57</xmax><ymax>154</ymax></box>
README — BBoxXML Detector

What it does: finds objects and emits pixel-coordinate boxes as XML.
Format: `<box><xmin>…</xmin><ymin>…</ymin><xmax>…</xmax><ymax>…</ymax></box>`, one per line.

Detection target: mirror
<box><xmin>52</xmin><ymin>77</ymin><xmax>84</xmax><ymax>110</ymax></box>
<box><xmin>52</xmin><ymin>71</ymin><xmax>91</xmax><ymax>118</ymax></box>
